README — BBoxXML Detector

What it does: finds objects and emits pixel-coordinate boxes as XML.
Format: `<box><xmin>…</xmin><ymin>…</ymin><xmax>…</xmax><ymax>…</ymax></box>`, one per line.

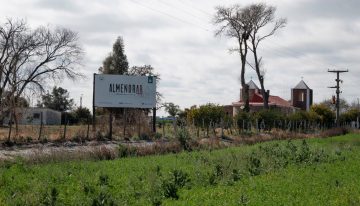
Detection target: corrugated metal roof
<box><xmin>294</xmin><ymin>80</ymin><xmax>311</xmax><ymax>89</ymax></box>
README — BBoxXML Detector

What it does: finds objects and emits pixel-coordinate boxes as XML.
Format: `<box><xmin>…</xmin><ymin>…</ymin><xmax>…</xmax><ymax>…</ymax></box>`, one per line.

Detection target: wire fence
<box><xmin>1</xmin><ymin>116</ymin><xmax>359</xmax><ymax>144</ymax></box>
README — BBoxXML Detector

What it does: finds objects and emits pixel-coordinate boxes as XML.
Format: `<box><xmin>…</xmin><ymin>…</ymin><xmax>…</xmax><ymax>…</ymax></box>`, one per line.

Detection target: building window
<box><xmin>33</xmin><ymin>113</ymin><xmax>40</xmax><ymax>119</ymax></box>
<box><xmin>298</xmin><ymin>92</ymin><xmax>305</xmax><ymax>102</ymax></box>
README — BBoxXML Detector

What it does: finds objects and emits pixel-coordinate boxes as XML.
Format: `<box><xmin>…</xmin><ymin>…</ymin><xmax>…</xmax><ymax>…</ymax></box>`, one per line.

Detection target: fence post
<box><xmin>109</xmin><ymin>109</ymin><xmax>113</xmax><ymax>140</ymax></box>
<box><xmin>7</xmin><ymin>112</ymin><xmax>12</xmax><ymax>142</ymax></box>
<box><xmin>162</xmin><ymin>121</ymin><xmax>165</xmax><ymax>137</ymax></box>
<box><xmin>92</xmin><ymin>73</ymin><xmax>96</xmax><ymax>137</ymax></box>
<box><xmin>39</xmin><ymin>112</ymin><xmax>43</xmax><ymax>141</ymax></box>
<box><xmin>221</xmin><ymin>119</ymin><xmax>224</xmax><ymax>137</ymax></box>
<box><xmin>63</xmin><ymin>112</ymin><xmax>67</xmax><ymax>140</ymax></box>
<box><xmin>173</xmin><ymin>117</ymin><xmax>176</xmax><ymax>135</ymax></box>
<box><xmin>123</xmin><ymin>108</ymin><xmax>127</xmax><ymax>138</ymax></box>
<box><xmin>138</xmin><ymin>110</ymin><xmax>141</xmax><ymax>138</ymax></box>
<box><xmin>86</xmin><ymin>117</ymin><xmax>90</xmax><ymax>139</ymax></box>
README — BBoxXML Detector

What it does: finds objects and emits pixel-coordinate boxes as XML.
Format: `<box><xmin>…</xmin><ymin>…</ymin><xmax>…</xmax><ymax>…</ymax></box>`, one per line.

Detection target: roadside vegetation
<box><xmin>1</xmin><ymin>133</ymin><xmax>360</xmax><ymax>205</ymax></box>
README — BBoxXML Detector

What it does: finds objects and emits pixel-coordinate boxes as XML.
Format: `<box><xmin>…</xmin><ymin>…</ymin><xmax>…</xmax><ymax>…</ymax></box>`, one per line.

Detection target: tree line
<box><xmin>169</xmin><ymin>102</ymin><xmax>358</xmax><ymax>134</ymax></box>
<box><xmin>0</xmin><ymin>18</ymin><xmax>83</xmax><ymax>131</ymax></box>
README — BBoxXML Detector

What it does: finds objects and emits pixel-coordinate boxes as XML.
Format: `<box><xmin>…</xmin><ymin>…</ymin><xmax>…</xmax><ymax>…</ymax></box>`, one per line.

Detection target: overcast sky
<box><xmin>1</xmin><ymin>0</ymin><xmax>359</xmax><ymax>115</ymax></box>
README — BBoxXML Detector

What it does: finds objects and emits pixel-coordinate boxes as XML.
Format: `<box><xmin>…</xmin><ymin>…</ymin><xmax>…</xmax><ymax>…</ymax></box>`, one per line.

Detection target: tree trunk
<box><xmin>258</xmin><ymin>77</ymin><xmax>269</xmax><ymax>109</ymax></box>
<box><xmin>240</xmin><ymin>39</ymin><xmax>250</xmax><ymax>112</ymax></box>
<box><xmin>252</xmin><ymin>41</ymin><xmax>269</xmax><ymax>109</ymax></box>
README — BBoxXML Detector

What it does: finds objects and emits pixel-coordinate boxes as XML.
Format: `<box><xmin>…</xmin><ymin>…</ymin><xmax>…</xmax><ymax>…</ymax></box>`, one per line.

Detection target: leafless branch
<box><xmin>0</xmin><ymin>19</ymin><xmax>83</xmax><ymax>124</ymax></box>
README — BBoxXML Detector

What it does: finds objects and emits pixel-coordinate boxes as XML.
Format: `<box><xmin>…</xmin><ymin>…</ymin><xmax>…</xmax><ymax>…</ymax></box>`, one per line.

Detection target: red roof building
<box><xmin>231</xmin><ymin>80</ymin><xmax>310</xmax><ymax>116</ymax></box>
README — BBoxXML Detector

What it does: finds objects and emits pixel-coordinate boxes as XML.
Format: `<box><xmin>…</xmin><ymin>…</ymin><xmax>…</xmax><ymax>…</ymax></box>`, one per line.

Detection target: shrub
<box><xmin>311</xmin><ymin>104</ymin><xmax>335</xmax><ymax>127</ymax></box>
<box><xmin>139</xmin><ymin>133</ymin><xmax>151</xmax><ymax>141</ymax></box>
<box><xmin>231</xmin><ymin>169</ymin><xmax>242</xmax><ymax>182</ymax></box>
<box><xmin>318</xmin><ymin>127</ymin><xmax>349</xmax><ymax>138</ymax></box>
<box><xmin>234</xmin><ymin>111</ymin><xmax>252</xmax><ymax>131</ymax></box>
<box><xmin>340</xmin><ymin>109</ymin><xmax>360</xmax><ymax>123</ymax></box>
<box><xmin>91</xmin><ymin>192</ymin><xmax>116</xmax><ymax>206</ymax></box>
<box><xmin>99</xmin><ymin>174</ymin><xmax>109</xmax><ymax>186</ymax></box>
<box><xmin>296</xmin><ymin>140</ymin><xmax>311</xmax><ymax>163</ymax></box>
<box><xmin>161</xmin><ymin>169</ymin><xmax>190</xmax><ymax>199</ymax></box>
<box><xmin>40</xmin><ymin>187</ymin><xmax>58</xmax><ymax>206</ymax></box>
<box><xmin>254</xmin><ymin>109</ymin><xmax>285</xmax><ymax>131</ymax></box>
<box><xmin>94</xmin><ymin>146</ymin><xmax>116</xmax><ymax>160</ymax></box>
<box><xmin>118</xmin><ymin>144</ymin><xmax>137</xmax><ymax>158</ymax></box>
<box><xmin>91</xmin><ymin>174</ymin><xmax>116</xmax><ymax>206</ymax></box>
<box><xmin>247</xmin><ymin>153</ymin><xmax>262</xmax><ymax>176</ymax></box>
<box><xmin>176</xmin><ymin>129</ymin><xmax>192</xmax><ymax>151</ymax></box>
<box><xmin>154</xmin><ymin>132</ymin><xmax>162</xmax><ymax>140</ymax></box>
<box><xmin>187</xmin><ymin>103</ymin><xmax>226</xmax><ymax>133</ymax></box>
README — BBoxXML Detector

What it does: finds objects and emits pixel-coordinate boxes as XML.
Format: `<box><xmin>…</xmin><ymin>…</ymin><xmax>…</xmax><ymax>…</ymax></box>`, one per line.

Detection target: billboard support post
<box><xmin>92</xmin><ymin>73</ymin><xmax>96</xmax><ymax>136</ymax></box>
<box><xmin>123</xmin><ymin>108</ymin><xmax>127</xmax><ymax>138</ymax></box>
<box><xmin>109</xmin><ymin>109</ymin><xmax>113</xmax><ymax>140</ymax></box>
<box><xmin>152</xmin><ymin>107</ymin><xmax>156</xmax><ymax>133</ymax></box>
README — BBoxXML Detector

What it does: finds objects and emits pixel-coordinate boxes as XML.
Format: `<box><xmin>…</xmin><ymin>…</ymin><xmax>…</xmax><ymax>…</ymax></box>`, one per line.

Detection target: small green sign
<box><xmin>148</xmin><ymin>76</ymin><xmax>153</xmax><ymax>83</ymax></box>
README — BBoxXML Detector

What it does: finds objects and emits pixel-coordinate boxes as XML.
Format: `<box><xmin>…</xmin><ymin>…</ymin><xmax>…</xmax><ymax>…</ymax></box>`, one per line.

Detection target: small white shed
<box><xmin>18</xmin><ymin>107</ymin><xmax>62</xmax><ymax>125</ymax></box>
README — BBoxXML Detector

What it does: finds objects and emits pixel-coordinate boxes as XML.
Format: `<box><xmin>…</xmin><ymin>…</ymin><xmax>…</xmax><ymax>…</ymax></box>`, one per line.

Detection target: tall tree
<box><xmin>321</xmin><ymin>98</ymin><xmax>349</xmax><ymax>114</ymax></box>
<box><xmin>164</xmin><ymin>102</ymin><xmax>181</xmax><ymax>117</ymax></box>
<box><xmin>214</xmin><ymin>5</ymin><xmax>252</xmax><ymax>112</ymax></box>
<box><xmin>0</xmin><ymin>19</ymin><xmax>83</xmax><ymax>124</ymax></box>
<box><xmin>99</xmin><ymin>36</ymin><xmax>129</xmax><ymax>74</ymax></box>
<box><xmin>37</xmin><ymin>86</ymin><xmax>74</xmax><ymax>112</ymax></box>
<box><xmin>246</xmin><ymin>3</ymin><xmax>286</xmax><ymax>109</ymax></box>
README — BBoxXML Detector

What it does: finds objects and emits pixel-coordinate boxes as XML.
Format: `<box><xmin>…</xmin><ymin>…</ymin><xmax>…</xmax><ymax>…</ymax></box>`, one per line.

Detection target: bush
<box><xmin>161</xmin><ymin>169</ymin><xmax>190</xmax><ymax>199</ymax></box>
<box><xmin>154</xmin><ymin>133</ymin><xmax>162</xmax><ymax>140</ymax></box>
<box><xmin>40</xmin><ymin>187</ymin><xmax>58</xmax><ymax>206</ymax></box>
<box><xmin>288</xmin><ymin>110</ymin><xmax>319</xmax><ymax>122</ymax></box>
<box><xmin>176</xmin><ymin>129</ymin><xmax>192</xmax><ymax>151</ymax></box>
<box><xmin>340</xmin><ymin>109</ymin><xmax>360</xmax><ymax>123</ymax></box>
<box><xmin>187</xmin><ymin>104</ymin><xmax>225</xmax><ymax>131</ymax></box>
<box><xmin>254</xmin><ymin>109</ymin><xmax>285</xmax><ymax>131</ymax></box>
<box><xmin>311</xmin><ymin>104</ymin><xmax>335</xmax><ymax>127</ymax></box>
<box><xmin>118</xmin><ymin>144</ymin><xmax>137</xmax><ymax>158</ymax></box>
<box><xmin>247</xmin><ymin>153</ymin><xmax>262</xmax><ymax>176</ymax></box>
<box><xmin>318</xmin><ymin>127</ymin><xmax>349</xmax><ymax>138</ymax></box>
<box><xmin>234</xmin><ymin>111</ymin><xmax>252</xmax><ymax>131</ymax></box>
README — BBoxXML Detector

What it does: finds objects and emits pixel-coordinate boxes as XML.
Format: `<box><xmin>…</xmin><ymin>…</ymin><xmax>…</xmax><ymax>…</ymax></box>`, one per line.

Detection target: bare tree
<box><xmin>214</xmin><ymin>5</ymin><xmax>252</xmax><ymax>112</ymax></box>
<box><xmin>246</xmin><ymin>3</ymin><xmax>286</xmax><ymax>109</ymax></box>
<box><xmin>0</xmin><ymin>19</ymin><xmax>83</xmax><ymax>129</ymax></box>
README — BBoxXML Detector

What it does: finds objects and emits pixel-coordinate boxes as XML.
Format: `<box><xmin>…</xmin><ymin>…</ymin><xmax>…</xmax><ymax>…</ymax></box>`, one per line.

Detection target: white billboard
<box><xmin>94</xmin><ymin>74</ymin><xmax>156</xmax><ymax>108</ymax></box>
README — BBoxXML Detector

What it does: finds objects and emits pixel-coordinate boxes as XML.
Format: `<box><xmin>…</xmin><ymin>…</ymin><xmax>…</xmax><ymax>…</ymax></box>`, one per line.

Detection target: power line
<box><xmin>260</xmin><ymin>40</ymin><xmax>331</xmax><ymax>68</ymax></box>
<box><xmin>129</xmin><ymin>0</ymin><xmax>210</xmax><ymax>31</ymax></box>
<box><xmin>157</xmin><ymin>0</ymin><xmax>210</xmax><ymax>24</ymax></box>
<box><xmin>177</xmin><ymin>0</ymin><xmax>213</xmax><ymax>17</ymax></box>
<box><xmin>130</xmin><ymin>0</ymin><xmax>334</xmax><ymax>71</ymax></box>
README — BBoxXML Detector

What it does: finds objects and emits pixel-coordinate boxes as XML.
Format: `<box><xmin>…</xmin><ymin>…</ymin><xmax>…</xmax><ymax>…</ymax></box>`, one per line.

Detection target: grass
<box><xmin>0</xmin><ymin>133</ymin><xmax>359</xmax><ymax>205</ymax></box>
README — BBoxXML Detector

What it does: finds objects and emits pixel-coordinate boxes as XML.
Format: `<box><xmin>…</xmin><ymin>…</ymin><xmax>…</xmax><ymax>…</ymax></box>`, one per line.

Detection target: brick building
<box><xmin>229</xmin><ymin>79</ymin><xmax>313</xmax><ymax>116</ymax></box>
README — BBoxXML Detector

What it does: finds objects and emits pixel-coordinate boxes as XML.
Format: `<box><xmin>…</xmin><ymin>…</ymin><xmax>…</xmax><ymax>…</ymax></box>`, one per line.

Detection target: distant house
<box><xmin>5</xmin><ymin>107</ymin><xmax>61</xmax><ymax>125</ymax></box>
<box><xmin>231</xmin><ymin>80</ymin><xmax>294</xmax><ymax>115</ymax></box>
<box><xmin>229</xmin><ymin>79</ymin><xmax>313</xmax><ymax>116</ymax></box>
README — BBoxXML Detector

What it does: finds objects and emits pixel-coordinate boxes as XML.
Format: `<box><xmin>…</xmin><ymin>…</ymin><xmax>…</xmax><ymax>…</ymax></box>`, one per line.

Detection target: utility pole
<box><xmin>328</xmin><ymin>69</ymin><xmax>349</xmax><ymax>127</ymax></box>
<box><xmin>80</xmin><ymin>94</ymin><xmax>83</xmax><ymax>108</ymax></box>
<box><xmin>357</xmin><ymin>98</ymin><xmax>359</xmax><ymax>129</ymax></box>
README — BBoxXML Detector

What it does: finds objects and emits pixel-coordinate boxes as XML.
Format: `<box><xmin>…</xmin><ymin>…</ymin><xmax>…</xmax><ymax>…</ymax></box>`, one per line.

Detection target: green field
<box><xmin>1</xmin><ymin>133</ymin><xmax>360</xmax><ymax>205</ymax></box>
